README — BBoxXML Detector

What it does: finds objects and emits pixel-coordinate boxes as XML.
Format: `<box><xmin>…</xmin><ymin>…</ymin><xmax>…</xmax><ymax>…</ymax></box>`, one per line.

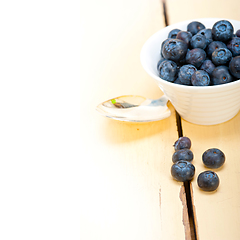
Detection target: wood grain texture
<box><xmin>167</xmin><ymin>0</ymin><xmax>240</xmax><ymax>25</ymax></box>
<box><xmin>181</xmin><ymin>113</ymin><xmax>240</xmax><ymax>240</ymax></box>
<box><xmin>80</xmin><ymin>0</ymin><xmax>187</xmax><ymax>239</ymax></box>
<box><xmin>166</xmin><ymin>1</ymin><xmax>240</xmax><ymax>239</ymax></box>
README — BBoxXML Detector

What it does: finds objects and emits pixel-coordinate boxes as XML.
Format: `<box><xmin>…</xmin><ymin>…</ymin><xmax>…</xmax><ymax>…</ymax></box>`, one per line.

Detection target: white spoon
<box><xmin>96</xmin><ymin>94</ymin><xmax>171</xmax><ymax>122</ymax></box>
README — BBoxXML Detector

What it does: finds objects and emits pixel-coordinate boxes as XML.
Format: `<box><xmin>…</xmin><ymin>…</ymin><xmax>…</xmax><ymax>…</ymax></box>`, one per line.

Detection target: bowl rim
<box><xmin>140</xmin><ymin>17</ymin><xmax>240</xmax><ymax>92</ymax></box>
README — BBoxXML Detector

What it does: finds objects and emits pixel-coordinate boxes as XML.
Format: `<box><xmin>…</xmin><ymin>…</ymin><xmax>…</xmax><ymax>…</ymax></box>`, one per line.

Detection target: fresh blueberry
<box><xmin>157</xmin><ymin>57</ymin><xmax>166</xmax><ymax>69</ymax></box>
<box><xmin>186</xmin><ymin>48</ymin><xmax>206</xmax><ymax>68</ymax></box>
<box><xmin>190</xmin><ymin>34</ymin><xmax>207</xmax><ymax>49</ymax></box>
<box><xmin>229</xmin><ymin>56</ymin><xmax>240</xmax><ymax>78</ymax></box>
<box><xmin>158</xmin><ymin>60</ymin><xmax>178</xmax><ymax>82</ymax></box>
<box><xmin>202</xmin><ymin>148</ymin><xmax>225</xmax><ymax>169</ymax></box>
<box><xmin>187</xmin><ymin>21</ymin><xmax>205</xmax><ymax>35</ymax></box>
<box><xmin>227</xmin><ymin>37</ymin><xmax>240</xmax><ymax>57</ymax></box>
<box><xmin>173</xmin><ymin>78</ymin><xmax>186</xmax><ymax>85</ymax></box>
<box><xmin>176</xmin><ymin>31</ymin><xmax>192</xmax><ymax>46</ymax></box>
<box><xmin>171</xmin><ymin>160</ymin><xmax>195</xmax><ymax>182</ymax></box>
<box><xmin>174</xmin><ymin>137</ymin><xmax>191</xmax><ymax>150</ymax></box>
<box><xmin>200</xmin><ymin>60</ymin><xmax>216</xmax><ymax>76</ymax></box>
<box><xmin>206</xmin><ymin>41</ymin><xmax>227</xmax><ymax>57</ymax></box>
<box><xmin>236</xmin><ymin>29</ymin><xmax>240</xmax><ymax>38</ymax></box>
<box><xmin>168</xmin><ymin>29</ymin><xmax>181</xmax><ymax>39</ymax></box>
<box><xmin>172</xmin><ymin>149</ymin><xmax>194</xmax><ymax>163</ymax></box>
<box><xmin>212</xmin><ymin>66</ymin><xmax>233</xmax><ymax>85</ymax></box>
<box><xmin>162</xmin><ymin>39</ymin><xmax>188</xmax><ymax>62</ymax></box>
<box><xmin>197</xmin><ymin>28</ymin><xmax>213</xmax><ymax>45</ymax></box>
<box><xmin>191</xmin><ymin>70</ymin><xmax>210</xmax><ymax>86</ymax></box>
<box><xmin>178</xmin><ymin>64</ymin><xmax>197</xmax><ymax>85</ymax></box>
<box><xmin>197</xmin><ymin>171</ymin><xmax>219</xmax><ymax>192</ymax></box>
<box><xmin>212</xmin><ymin>20</ymin><xmax>234</xmax><ymax>42</ymax></box>
<box><xmin>160</xmin><ymin>38</ymin><xmax>171</xmax><ymax>57</ymax></box>
<box><xmin>211</xmin><ymin>47</ymin><xmax>232</xmax><ymax>66</ymax></box>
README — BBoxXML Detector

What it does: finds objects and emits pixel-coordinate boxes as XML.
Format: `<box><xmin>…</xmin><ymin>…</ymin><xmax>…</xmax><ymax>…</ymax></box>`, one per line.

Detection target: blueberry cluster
<box><xmin>158</xmin><ymin>20</ymin><xmax>240</xmax><ymax>86</ymax></box>
<box><xmin>171</xmin><ymin>137</ymin><xmax>225</xmax><ymax>192</ymax></box>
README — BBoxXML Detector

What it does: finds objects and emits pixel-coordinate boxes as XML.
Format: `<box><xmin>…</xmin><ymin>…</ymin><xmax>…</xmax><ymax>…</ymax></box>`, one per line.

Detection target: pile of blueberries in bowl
<box><xmin>158</xmin><ymin>20</ymin><xmax>240</xmax><ymax>86</ymax></box>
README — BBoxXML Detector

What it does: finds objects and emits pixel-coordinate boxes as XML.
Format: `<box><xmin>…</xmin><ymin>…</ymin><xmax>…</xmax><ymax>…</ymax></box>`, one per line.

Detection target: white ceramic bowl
<box><xmin>140</xmin><ymin>18</ymin><xmax>240</xmax><ymax>125</ymax></box>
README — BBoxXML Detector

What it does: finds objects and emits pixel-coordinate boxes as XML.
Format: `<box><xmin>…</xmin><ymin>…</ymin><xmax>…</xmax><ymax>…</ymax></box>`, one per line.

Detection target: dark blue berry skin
<box><xmin>202</xmin><ymin>148</ymin><xmax>225</xmax><ymax>169</ymax></box>
<box><xmin>197</xmin><ymin>171</ymin><xmax>219</xmax><ymax>192</ymax></box>
<box><xmin>161</xmin><ymin>38</ymin><xmax>171</xmax><ymax>57</ymax></box>
<box><xmin>157</xmin><ymin>57</ymin><xmax>166</xmax><ymax>69</ymax></box>
<box><xmin>187</xmin><ymin>21</ymin><xmax>205</xmax><ymax>35</ymax></box>
<box><xmin>168</xmin><ymin>29</ymin><xmax>181</xmax><ymax>39</ymax></box>
<box><xmin>158</xmin><ymin>60</ymin><xmax>178</xmax><ymax>82</ymax></box>
<box><xmin>191</xmin><ymin>70</ymin><xmax>210</xmax><ymax>86</ymax></box>
<box><xmin>190</xmin><ymin>34</ymin><xmax>207</xmax><ymax>49</ymax></box>
<box><xmin>186</xmin><ymin>48</ymin><xmax>206</xmax><ymax>68</ymax></box>
<box><xmin>200</xmin><ymin>60</ymin><xmax>216</xmax><ymax>76</ymax></box>
<box><xmin>211</xmin><ymin>47</ymin><xmax>232</xmax><ymax>66</ymax></box>
<box><xmin>229</xmin><ymin>56</ymin><xmax>240</xmax><ymax>78</ymax></box>
<box><xmin>172</xmin><ymin>149</ymin><xmax>194</xmax><ymax>163</ymax></box>
<box><xmin>176</xmin><ymin>31</ymin><xmax>192</xmax><ymax>46</ymax></box>
<box><xmin>162</xmin><ymin>39</ymin><xmax>188</xmax><ymax>62</ymax></box>
<box><xmin>198</xmin><ymin>28</ymin><xmax>213</xmax><ymax>45</ymax></box>
<box><xmin>173</xmin><ymin>78</ymin><xmax>186</xmax><ymax>85</ymax></box>
<box><xmin>212</xmin><ymin>20</ymin><xmax>234</xmax><ymax>42</ymax></box>
<box><xmin>171</xmin><ymin>160</ymin><xmax>195</xmax><ymax>182</ymax></box>
<box><xmin>227</xmin><ymin>37</ymin><xmax>240</xmax><ymax>57</ymax></box>
<box><xmin>174</xmin><ymin>137</ymin><xmax>191</xmax><ymax>150</ymax></box>
<box><xmin>178</xmin><ymin>64</ymin><xmax>197</xmax><ymax>85</ymax></box>
<box><xmin>206</xmin><ymin>41</ymin><xmax>227</xmax><ymax>57</ymax></box>
<box><xmin>212</xmin><ymin>66</ymin><xmax>233</xmax><ymax>85</ymax></box>
<box><xmin>236</xmin><ymin>29</ymin><xmax>240</xmax><ymax>38</ymax></box>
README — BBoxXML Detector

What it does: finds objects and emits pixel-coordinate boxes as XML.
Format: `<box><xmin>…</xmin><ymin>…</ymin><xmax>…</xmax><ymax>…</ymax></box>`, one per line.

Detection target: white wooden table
<box><xmin>1</xmin><ymin>0</ymin><xmax>240</xmax><ymax>239</ymax></box>
<box><xmin>80</xmin><ymin>0</ymin><xmax>240</xmax><ymax>239</ymax></box>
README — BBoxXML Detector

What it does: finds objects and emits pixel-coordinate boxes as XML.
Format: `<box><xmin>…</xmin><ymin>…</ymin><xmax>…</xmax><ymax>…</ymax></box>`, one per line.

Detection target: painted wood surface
<box><xmin>80</xmin><ymin>0</ymin><xmax>240</xmax><ymax>239</ymax></box>
<box><xmin>167</xmin><ymin>0</ymin><xmax>240</xmax><ymax>239</ymax></box>
<box><xmin>80</xmin><ymin>0</ymin><xmax>187</xmax><ymax>239</ymax></box>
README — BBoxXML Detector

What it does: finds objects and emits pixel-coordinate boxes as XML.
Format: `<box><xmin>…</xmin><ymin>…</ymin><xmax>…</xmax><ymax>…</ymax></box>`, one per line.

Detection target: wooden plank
<box><xmin>181</xmin><ymin>113</ymin><xmax>240</xmax><ymax>240</ymax></box>
<box><xmin>167</xmin><ymin>0</ymin><xmax>240</xmax><ymax>24</ymax></box>
<box><xmin>166</xmin><ymin>0</ymin><xmax>240</xmax><ymax>239</ymax></box>
<box><xmin>79</xmin><ymin>0</ymin><xmax>187</xmax><ymax>239</ymax></box>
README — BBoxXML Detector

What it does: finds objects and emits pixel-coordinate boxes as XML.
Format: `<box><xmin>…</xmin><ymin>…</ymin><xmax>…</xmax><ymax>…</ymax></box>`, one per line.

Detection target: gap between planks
<box><xmin>160</xmin><ymin>0</ymin><xmax>198</xmax><ymax>238</ymax></box>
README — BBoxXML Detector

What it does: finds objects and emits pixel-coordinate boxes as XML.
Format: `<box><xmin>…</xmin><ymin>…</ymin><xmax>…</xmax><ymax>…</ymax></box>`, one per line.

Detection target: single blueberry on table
<box><xmin>191</xmin><ymin>70</ymin><xmax>210</xmax><ymax>86</ymax></box>
<box><xmin>176</xmin><ymin>31</ymin><xmax>192</xmax><ymax>46</ymax></box>
<box><xmin>178</xmin><ymin>64</ymin><xmax>197</xmax><ymax>85</ymax></box>
<box><xmin>172</xmin><ymin>149</ymin><xmax>194</xmax><ymax>163</ymax></box>
<box><xmin>200</xmin><ymin>59</ymin><xmax>216</xmax><ymax>76</ymax></box>
<box><xmin>187</xmin><ymin>21</ymin><xmax>205</xmax><ymax>35</ymax></box>
<box><xmin>171</xmin><ymin>160</ymin><xmax>195</xmax><ymax>182</ymax></box>
<box><xmin>212</xmin><ymin>20</ymin><xmax>234</xmax><ymax>42</ymax></box>
<box><xmin>197</xmin><ymin>171</ymin><xmax>220</xmax><ymax>192</ymax></box>
<box><xmin>162</xmin><ymin>39</ymin><xmax>188</xmax><ymax>62</ymax></box>
<box><xmin>227</xmin><ymin>37</ymin><xmax>240</xmax><ymax>57</ymax></box>
<box><xmin>211</xmin><ymin>66</ymin><xmax>233</xmax><ymax>85</ymax></box>
<box><xmin>168</xmin><ymin>29</ymin><xmax>181</xmax><ymax>39</ymax></box>
<box><xmin>211</xmin><ymin>47</ymin><xmax>232</xmax><ymax>66</ymax></box>
<box><xmin>174</xmin><ymin>137</ymin><xmax>191</xmax><ymax>150</ymax></box>
<box><xmin>190</xmin><ymin>34</ymin><xmax>207</xmax><ymax>49</ymax></box>
<box><xmin>229</xmin><ymin>56</ymin><xmax>240</xmax><ymax>78</ymax></box>
<box><xmin>202</xmin><ymin>148</ymin><xmax>225</xmax><ymax>169</ymax></box>
<box><xmin>158</xmin><ymin>60</ymin><xmax>178</xmax><ymax>82</ymax></box>
<box><xmin>206</xmin><ymin>41</ymin><xmax>227</xmax><ymax>57</ymax></box>
<box><xmin>186</xmin><ymin>48</ymin><xmax>206</xmax><ymax>68</ymax></box>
